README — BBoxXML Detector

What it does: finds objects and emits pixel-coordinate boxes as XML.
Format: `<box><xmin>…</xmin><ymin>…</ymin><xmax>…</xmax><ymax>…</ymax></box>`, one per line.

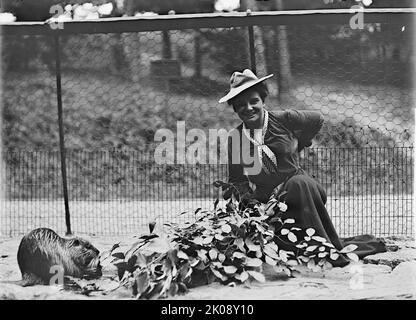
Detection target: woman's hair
<box><xmin>228</xmin><ymin>82</ymin><xmax>269</xmax><ymax>109</ymax></box>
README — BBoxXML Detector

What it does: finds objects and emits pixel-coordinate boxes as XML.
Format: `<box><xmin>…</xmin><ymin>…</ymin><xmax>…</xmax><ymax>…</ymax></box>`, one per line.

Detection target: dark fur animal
<box><xmin>17</xmin><ymin>228</ymin><xmax>102</xmax><ymax>286</ymax></box>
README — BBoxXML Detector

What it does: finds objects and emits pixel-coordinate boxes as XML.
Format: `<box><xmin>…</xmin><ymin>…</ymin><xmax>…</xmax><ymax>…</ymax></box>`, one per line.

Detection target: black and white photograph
<box><xmin>0</xmin><ymin>0</ymin><xmax>415</xmax><ymax>305</ymax></box>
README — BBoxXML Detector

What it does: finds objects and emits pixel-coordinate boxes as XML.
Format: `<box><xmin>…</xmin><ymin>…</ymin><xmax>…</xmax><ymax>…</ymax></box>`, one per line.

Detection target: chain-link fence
<box><xmin>1</xmin><ymin>10</ymin><xmax>414</xmax><ymax>237</ymax></box>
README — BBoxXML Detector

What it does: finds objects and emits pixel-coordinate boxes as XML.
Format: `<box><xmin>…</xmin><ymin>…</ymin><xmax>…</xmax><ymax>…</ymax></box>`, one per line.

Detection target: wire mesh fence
<box><xmin>1</xmin><ymin>147</ymin><xmax>413</xmax><ymax>237</ymax></box>
<box><xmin>1</xmin><ymin>11</ymin><xmax>414</xmax><ymax>237</ymax></box>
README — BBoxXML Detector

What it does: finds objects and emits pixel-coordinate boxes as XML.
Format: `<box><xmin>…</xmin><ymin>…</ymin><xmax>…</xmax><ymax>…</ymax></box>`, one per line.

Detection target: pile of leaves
<box><xmin>104</xmin><ymin>181</ymin><xmax>359</xmax><ymax>299</ymax></box>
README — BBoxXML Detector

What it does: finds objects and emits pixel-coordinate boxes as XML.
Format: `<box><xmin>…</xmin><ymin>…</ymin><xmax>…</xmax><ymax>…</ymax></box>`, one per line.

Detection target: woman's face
<box><xmin>231</xmin><ymin>89</ymin><xmax>265</xmax><ymax>128</ymax></box>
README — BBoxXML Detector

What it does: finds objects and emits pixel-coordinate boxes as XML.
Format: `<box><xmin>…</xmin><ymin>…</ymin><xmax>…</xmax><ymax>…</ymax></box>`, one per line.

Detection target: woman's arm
<box><xmin>283</xmin><ymin>110</ymin><xmax>324</xmax><ymax>151</ymax></box>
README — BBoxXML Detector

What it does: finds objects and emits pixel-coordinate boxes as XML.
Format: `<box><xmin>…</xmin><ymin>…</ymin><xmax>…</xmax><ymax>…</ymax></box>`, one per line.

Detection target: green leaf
<box><xmin>145</xmin><ymin>281</ymin><xmax>164</xmax><ymax>300</ymax></box>
<box><xmin>167</xmin><ymin>250</ymin><xmax>179</xmax><ymax>266</ymax></box>
<box><xmin>265</xmin><ymin>255</ymin><xmax>277</xmax><ymax>266</ymax></box>
<box><xmin>340</xmin><ymin>244</ymin><xmax>358</xmax><ymax>254</ymax></box>
<box><xmin>179</xmin><ymin>263</ymin><xmax>191</xmax><ymax>281</ymax></box>
<box><xmin>136</xmin><ymin>271</ymin><xmax>149</xmax><ymax>294</ymax></box>
<box><xmin>280</xmin><ymin>228</ymin><xmax>290</xmax><ymax>235</ymax></box>
<box><xmin>112</xmin><ymin>252</ymin><xmax>125</xmax><ymax>260</ymax></box>
<box><xmin>213</xmin><ymin>180</ymin><xmax>227</xmax><ymax>188</ymax></box>
<box><xmin>264</xmin><ymin>246</ymin><xmax>279</xmax><ymax>260</ymax></box>
<box><xmin>214</xmin><ymin>199</ymin><xmax>219</xmax><ymax>210</ymax></box>
<box><xmin>255</xmin><ymin>223</ymin><xmax>266</xmax><ymax>234</ymax></box>
<box><xmin>135</xmin><ymin>252</ymin><xmax>147</xmax><ymax>268</ymax></box>
<box><xmin>223</xmin><ymin>265</ymin><xmax>238</xmax><ymax>274</ymax></box>
<box><xmin>319</xmin><ymin>246</ymin><xmax>326</xmax><ymax>252</ymax></box>
<box><xmin>318</xmin><ymin>252</ymin><xmax>328</xmax><ymax>258</ymax></box>
<box><xmin>288</xmin><ymin>232</ymin><xmax>297</xmax><ymax>243</ymax></box>
<box><xmin>307</xmin><ymin>259</ymin><xmax>316</xmax><ymax>270</ymax></box>
<box><xmin>189</xmin><ymin>258</ymin><xmax>200</xmax><ymax>267</ymax></box>
<box><xmin>323</xmin><ymin>261</ymin><xmax>333</xmax><ymax>270</ymax></box>
<box><xmin>221</xmin><ymin>224</ymin><xmax>232</xmax><ymax>234</ymax></box>
<box><xmin>210</xmin><ymin>267</ymin><xmax>227</xmax><ymax>281</ymax></box>
<box><xmin>127</xmin><ymin>255</ymin><xmax>138</xmax><ymax>271</ymax></box>
<box><xmin>203</xmin><ymin>236</ymin><xmax>214</xmax><ymax>244</ymax></box>
<box><xmin>100</xmin><ymin>243</ymin><xmax>120</xmax><ymax>262</ymax></box>
<box><xmin>114</xmin><ymin>261</ymin><xmax>127</xmax><ymax>280</ymax></box>
<box><xmin>148</xmin><ymin>221</ymin><xmax>156</xmax><ymax>234</ymax></box>
<box><xmin>266</xmin><ymin>242</ymin><xmax>278</xmax><ymax>252</ymax></box>
<box><xmin>194</xmin><ymin>261</ymin><xmax>207</xmax><ymax>271</ymax></box>
<box><xmin>323</xmin><ymin>242</ymin><xmax>335</xmax><ymax>248</ymax></box>
<box><xmin>235</xmin><ymin>238</ymin><xmax>246</xmax><ymax>252</ymax></box>
<box><xmin>306</xmin><ymin>228</ymin><xmax>315</xmax><ymax>236</ymax></box>
<box><xmin>209</xmin><ymin>248</ymin><xmax>218</xmax><ymax>260</ymax></box>
<box><xmin>197</xmin><ymin>249</ymin><xmax>208</xmax><ymax>262</ymax></box>
<box><xmin>329</xmin><ymin>252</ymin><xmax>340</xmax><ymax>260</ymax></box>
<box><xmin>177</xmin><ymin>250</ymin><xmax>189</xmax><ymax>260</ymax></box>
<box><xmin>111</xmin><ymin>243</ymin><xmax>120</xmax><ymax>252</ymax></box>
<box><xmin>264</xmin><ymin>230</ymin><xmax>275</xmax><ymax>238</ymax></box>
<box><xmin>184</xmin><ymin>267</ymin><xmax>193</xmax><ymax>279</ymax></box>
<box><xmin>168</xmin><ymin>283</ymin><xmax>179</xmax><ymax>297</ymax></box>
<box><xmin>218</xmin><ymin>253</ymin><xmax>226</xmax><ymax>263</ymax></box>
<box><xmin>284</xmin><ymin>219</ymin><xmax>295</xmax><ymax>224</ymax></box>
<box><xmin>159</xmin><ymin>273</ymin><xmax>173</xmax><ymax>298</ymax></box>
<box><xmin>247</xmin><ymin>270</ymin><xmax>266</xmax><ymax>283</ymax></box>
<box><xmin>245</xmin><ymin>238</ymin><xmax>261</xmax><ymax>252</ymax></box>
<box><xmin>312</xmin><ymin>236</ymin><xmax>327</xmax><ymax>243</ymax></box>
<box><xmin>235</xmin><ymin>271</ymin><xmax>249</xmax><ymax>282</ymax></box>
<box><xmin>287</xmin><ymin>259</ymin><xmax>298</xmax><ymax>266</ymax></box>
<box><xmin>306</xmin><ymin>245</ymin><xmax>318</xmax><ymax>252</ymax></box>
<box><xmin>257</xmin><ymin>205</ymin><xmax>265</xmax><ymax>215</ymax></box>
<box><xmin>233</xmin><ymin>251</ymin><xmax>246</xmax><ymax>259</ymax></box>
<box><xmin>177</xmin><ymin>282</ymin><xmax>188</xmax><ymax>294</ymax></box>
<box><xmin>215</xmin><ymin>233</ymin><xmax>224</xmax><ymax>241</ymax></box>
<box><xmin>346</xmin><ymin>252</ymin><xmax>359</xmax><ymax>262</ymax></box>
<box><xmin>246</xmin><ymin>257</ymin><xmax>262</xmax><ymax>267</ymax></box>
<box><xmin>265</xmin><ymin>202</ymin><xmax>277</xmax><ymax>216</ymax></box>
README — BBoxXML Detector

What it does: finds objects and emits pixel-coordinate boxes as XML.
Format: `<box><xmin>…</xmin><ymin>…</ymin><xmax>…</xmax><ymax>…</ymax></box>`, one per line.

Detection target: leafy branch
<box><xmin>103</xmin><ymin>180</ymin><xmax>358</xmax><ymax>299</ymax></box>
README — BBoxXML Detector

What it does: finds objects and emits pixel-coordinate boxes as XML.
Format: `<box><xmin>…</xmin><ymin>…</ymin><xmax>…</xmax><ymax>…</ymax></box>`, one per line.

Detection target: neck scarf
<box><xmin>242</xmin><ymin>110</ymin><xmax>278</xmax><ymax>174</ymax></box>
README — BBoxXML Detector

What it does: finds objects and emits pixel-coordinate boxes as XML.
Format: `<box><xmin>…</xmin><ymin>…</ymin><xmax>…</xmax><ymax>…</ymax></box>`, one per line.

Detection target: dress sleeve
<box><xmin>224</xmin><ymin>132</ymin><xmax>252</xmax><ymax>200</ymax></box>
<box><xmin>283</xmin><ymin>110</ymin><xmax>324</xmax><ymax>151</ymax></box>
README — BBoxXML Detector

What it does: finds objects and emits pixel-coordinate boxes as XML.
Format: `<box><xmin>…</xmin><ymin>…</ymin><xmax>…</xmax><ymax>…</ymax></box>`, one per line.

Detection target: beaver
<box><xmin>17</xmin><ymin>228</ymin><xmax>102</xmax><ymax>286</ymax></box>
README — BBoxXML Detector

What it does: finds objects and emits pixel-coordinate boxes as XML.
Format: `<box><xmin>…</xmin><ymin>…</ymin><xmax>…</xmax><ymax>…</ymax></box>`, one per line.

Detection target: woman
<box><xmin>219</xmin><ymin>69</ymin><xmax>386</xmax><ymax>267</ymax></box>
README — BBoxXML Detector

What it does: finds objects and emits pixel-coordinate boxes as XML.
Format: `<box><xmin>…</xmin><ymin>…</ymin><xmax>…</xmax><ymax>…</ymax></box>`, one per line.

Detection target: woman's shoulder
<box><xmin>268</xmin><ymin>109</ymin><xmax>286</xmax><ymax>120</ymax></box>
<box><xmin>268</xmin><ymin>109</ymin><xmax>294</xmax><ymax>124</ymax></box>
<box><xmin>268</xmin><ymin>109</ymin><xmax>323</xmax><ymax>123</ymax></box>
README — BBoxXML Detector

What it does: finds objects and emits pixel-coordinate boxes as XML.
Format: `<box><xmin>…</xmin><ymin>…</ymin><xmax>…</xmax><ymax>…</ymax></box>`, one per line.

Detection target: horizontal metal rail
<box><xmin>1</xmin><ymin>8</ymin><xmax>415</xmax><ymax>35</ymax></box>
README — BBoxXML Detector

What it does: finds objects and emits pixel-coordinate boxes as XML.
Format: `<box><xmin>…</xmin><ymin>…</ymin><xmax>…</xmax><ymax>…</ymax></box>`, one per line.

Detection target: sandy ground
<box><xmin>1</xmin><ymin>234</ymin><xmax>416</xmax><ymax>300</ymax></box>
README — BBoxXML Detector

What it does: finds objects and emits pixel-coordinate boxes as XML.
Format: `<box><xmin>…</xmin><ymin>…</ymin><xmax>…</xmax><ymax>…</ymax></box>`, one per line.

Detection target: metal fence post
<box><xmin>54</xmin><ymin>34</ymin><xmax>72</xmax><ymax>236</ymax></box>
<box><xmin>248</xmin><ymin>25</ymin><xmax>256</xmax><ymax>74</ymax></box>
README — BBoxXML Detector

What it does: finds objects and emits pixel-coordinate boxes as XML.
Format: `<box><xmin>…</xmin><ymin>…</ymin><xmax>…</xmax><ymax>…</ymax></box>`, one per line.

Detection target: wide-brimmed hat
<box><xmin>218</xmin><ymin>69</ymin><xmax>273</xmax><ymax>103</ymax></box>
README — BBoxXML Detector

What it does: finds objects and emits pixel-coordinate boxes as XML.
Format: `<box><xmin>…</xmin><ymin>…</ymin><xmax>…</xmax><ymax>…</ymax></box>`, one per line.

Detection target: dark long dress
<box><xmin>225</xmin><ymin>109</ymin><xmax>386</xmax><ymax>267</ymax></box>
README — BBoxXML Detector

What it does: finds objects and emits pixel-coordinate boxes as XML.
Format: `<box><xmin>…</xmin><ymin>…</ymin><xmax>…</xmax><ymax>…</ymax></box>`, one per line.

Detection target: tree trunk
<box><xmin>120</xmin><ymin>0</ymin><xmax>143</xmax><ymax>82</ymax></box>
<box><xmin>194</xmin><ymin>31</ymin><xmax>202</xmax><ymax>78</ymax></box>
<box><xmin>162</xmin><ymin>30</ymin><xmax>172</xmax><ymax>59</ymax></box>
